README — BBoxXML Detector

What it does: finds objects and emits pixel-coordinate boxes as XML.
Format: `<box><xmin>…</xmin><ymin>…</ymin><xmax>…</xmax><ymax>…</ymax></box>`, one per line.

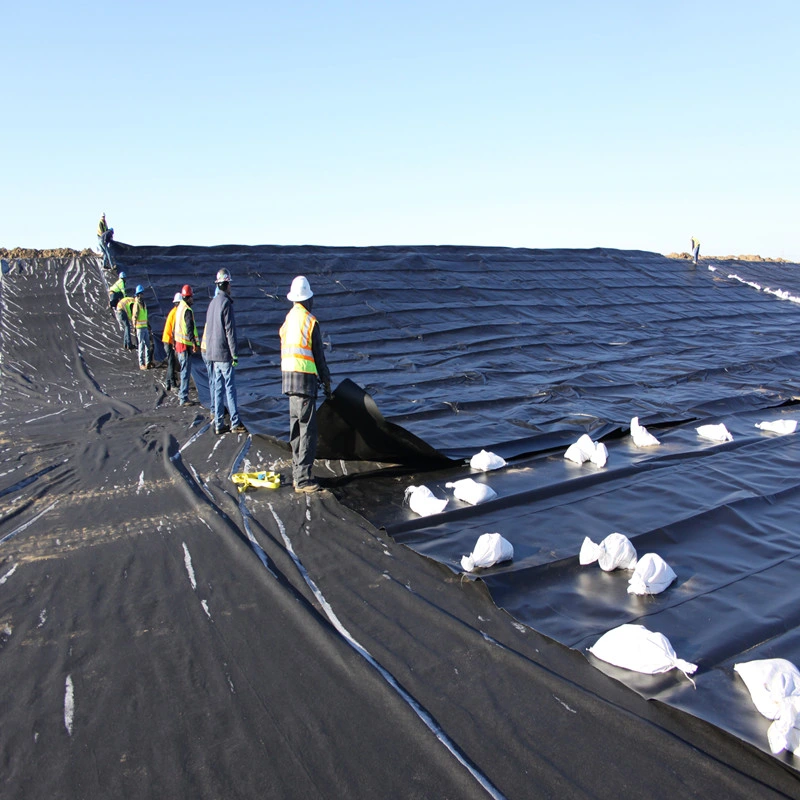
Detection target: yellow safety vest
<box><xmin>97</xmin><ymin>218</ymin><xmax>108</xmax><ymax>236</ymax></box>
<box><xmin>108</xmin><ymin>277</ymin><xmax>125</xmax><ymax>297</ymax></box>
<box><xmin>117</xmin><ymin>296</ymin><xmax>135</xmax><ymax>319</ymax></box>
<box><xmin>174</xmin><ymin>300</ymin><xmax>199</xmax><ymax>346</ymax></box>
<box><xmin>132</xmin><ymin>297</ymin><xmax>148</xmax><ymax>329</ymax></box>
<box><xmin>280</xmin><ymin>304</ymin><xmax>318</xmax><ymax>375</ymax></box>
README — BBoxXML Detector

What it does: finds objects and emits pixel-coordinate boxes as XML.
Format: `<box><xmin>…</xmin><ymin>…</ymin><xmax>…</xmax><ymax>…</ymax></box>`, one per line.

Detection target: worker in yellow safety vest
<box><xmin>279</xmin><ymin>275</ymin><xmax>332</xmax><ymax>494</ymax></box>
<box><xmin>161</xmin><ymin>292</ymin><xmax>182</xmax><ymax>391</ymax></box>
<box><xmin>115</xmin><ymin>291</ymin><xmax>135</xmax><ymax>351</ymax></box>
<box><xmin>131</xmin><ymin>284</ymin><xmax>152</xmax><ymax>370</ymax></box>
<box><xmin>174</xmin><ymin>284</ymin><xmax>200</xmax><ymax>406</ymax></box>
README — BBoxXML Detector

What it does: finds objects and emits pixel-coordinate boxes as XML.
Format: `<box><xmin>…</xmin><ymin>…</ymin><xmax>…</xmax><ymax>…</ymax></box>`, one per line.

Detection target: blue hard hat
<box><xmin>119</xmin><ymin>271</ymin><xmax>126</xmax><ymax>279</ymax></box>
<box><xmin>135</xmin><ymin>284</ymin><xmax>144</xmax><ymax>295</ymax></box>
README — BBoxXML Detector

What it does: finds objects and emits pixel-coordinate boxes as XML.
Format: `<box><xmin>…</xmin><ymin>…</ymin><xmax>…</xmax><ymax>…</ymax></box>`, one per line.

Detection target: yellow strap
<box><xmin>231</xmin><ymin>471</ymin><xmax>281</xmax><ymax>492</ymax></box>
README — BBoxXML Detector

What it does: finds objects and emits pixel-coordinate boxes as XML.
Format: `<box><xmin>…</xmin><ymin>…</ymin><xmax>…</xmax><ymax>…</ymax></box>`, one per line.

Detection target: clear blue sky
<box><xmin>4</xmin><ymin>1</ymin><xmax>798</xmax><ymax>259</ymax></box>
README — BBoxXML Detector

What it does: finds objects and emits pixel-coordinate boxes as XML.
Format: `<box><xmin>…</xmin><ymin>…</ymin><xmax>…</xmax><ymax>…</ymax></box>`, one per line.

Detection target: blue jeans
<box><xmin>136</xmin><ymin>326</ymin><xmax>150</xmax><ymax>367</ymax></box>
<box><xmin>204</xmin><ymin>356</ymin><xmax>215</xmax><ymax>409</ymax></box>
<box><xmin>116</xmin><ymin>308</ymin><xmax>131</xmax><ymax>348</ymax></box>
<box><xmin>98</xmin><ymin>235</ymin><xmax>113</xmax><ymax>269</ymax></box>
<box><xmin>178</xmin><ymin>350</ymin><xmax>193</xmax><ymax>403</ymax></box>
<box><xmin>213</xmin><ymin>361</ymin><xmax>240</xmax><ymax>429</ymax></box>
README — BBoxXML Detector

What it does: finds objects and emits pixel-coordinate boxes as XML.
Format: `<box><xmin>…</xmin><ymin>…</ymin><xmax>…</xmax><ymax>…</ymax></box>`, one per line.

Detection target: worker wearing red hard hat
<box><xmin>174</xmin><ymin>284</ymin><xmax>200</xmax><ymax>406</ymax></box>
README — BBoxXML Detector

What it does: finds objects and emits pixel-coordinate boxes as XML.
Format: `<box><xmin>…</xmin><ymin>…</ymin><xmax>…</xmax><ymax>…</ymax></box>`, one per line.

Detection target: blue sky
<box><xmin>4</xmin><ymin>1</ymin><xmax>798</xmax><ymax>259</ymax></box>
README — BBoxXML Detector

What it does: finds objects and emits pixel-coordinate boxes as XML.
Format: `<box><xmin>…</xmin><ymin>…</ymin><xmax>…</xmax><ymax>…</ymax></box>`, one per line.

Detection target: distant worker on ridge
<box><xmin>691</xmin><ymin>236</ymin><xmax>700</xmax><ymax>266</ymax></box>
<box><xmin>131</xmin><ymin>285</ymin><xmax>152</xmax><ymax>370</ymax></box>
<box><xmin>161</xmin><ymin>292</ymin><xmax>182</xmax><ymax>391</ymax></box>
<box><xmin>97</xmin><ymin>212</ymin><xmax>115</xmax><ymax>270</ymax></box>
<box><xmin>204</xmin><ymin>268</ymin><xmax>246</xmax><ymax>435</ymax></box>
<box><xmin>279</xmin><ymin>275</ymin><xmax>332</xmax><ymax>494</ymax></box>
<box><xmin>174</xmin><ymin>285</ymin><xmax>200</xmax><ymax>406</ymax></box>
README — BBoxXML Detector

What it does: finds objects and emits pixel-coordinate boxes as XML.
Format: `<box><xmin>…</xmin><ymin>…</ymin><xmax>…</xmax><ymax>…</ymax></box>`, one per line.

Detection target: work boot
<box><xmin>294</xmin><ymin>482</ymin><xmax>323</xmax><ymax>494</ymax></box>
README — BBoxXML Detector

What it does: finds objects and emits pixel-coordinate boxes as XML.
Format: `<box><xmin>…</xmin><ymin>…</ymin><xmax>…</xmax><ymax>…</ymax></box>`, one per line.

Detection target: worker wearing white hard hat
<box><xmin>279</xmin><ymin>275</ymin><xmax>331</xmax><ymax>493</ymax></box>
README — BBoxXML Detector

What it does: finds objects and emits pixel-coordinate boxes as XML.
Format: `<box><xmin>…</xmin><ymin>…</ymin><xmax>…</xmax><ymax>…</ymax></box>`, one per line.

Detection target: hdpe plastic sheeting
<box><xmin>7</xmin><ymin>243</ymin><xmax>800</xmax><ymax>779</ymax></box>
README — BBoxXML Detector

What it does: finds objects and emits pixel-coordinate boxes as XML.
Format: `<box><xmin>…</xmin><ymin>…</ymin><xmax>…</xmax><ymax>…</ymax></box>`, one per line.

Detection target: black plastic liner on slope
<box><xmin>0</xmin><ymin>254</ymin><xmax>797</xmax><ymax>796</ymax></box>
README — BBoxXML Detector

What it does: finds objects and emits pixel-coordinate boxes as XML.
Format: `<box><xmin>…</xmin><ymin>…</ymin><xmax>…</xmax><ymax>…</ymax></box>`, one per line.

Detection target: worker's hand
<box><xmin>323</xmin><ymin>380</ymin><xmax>332</xmax><ymax>399</ymax></box>
<box><xmin>193</xmin><ymin>345</ymin><xmax>199</xmax><ymax>354</ymax></box>
<box><xmin>232</xmin><ymin>358</ymin><xmax>238</xmax><ymax>368</ymax></box>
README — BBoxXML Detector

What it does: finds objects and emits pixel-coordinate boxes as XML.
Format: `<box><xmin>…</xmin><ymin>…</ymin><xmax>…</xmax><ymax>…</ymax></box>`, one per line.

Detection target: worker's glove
<box><xmin>232</xmin><ymin>358</ymin><xmax>238</xmax><ymax>368</ymax></box>
<box><xmin>323</xmin><ymin>380</ymin><xmax>332</xmax><ymax>399</ymax></box>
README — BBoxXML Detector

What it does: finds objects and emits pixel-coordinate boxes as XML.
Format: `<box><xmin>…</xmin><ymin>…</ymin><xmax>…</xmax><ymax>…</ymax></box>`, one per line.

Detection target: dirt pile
<box><xmin>666</xmin><ymin>251</ymin><xmax>791</xmax><ymax>263</ymax></box>
<box><xmin>0</xmin><ymin>247</ymin><xmax>96</xmax><ymax>260</ymax></box>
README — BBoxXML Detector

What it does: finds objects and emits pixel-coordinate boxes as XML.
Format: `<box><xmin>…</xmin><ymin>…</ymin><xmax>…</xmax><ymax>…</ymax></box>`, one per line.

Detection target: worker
<box><xmin>97</xmin><ymin>213</ymin><xmax>115</xmax><ymax>270</ymax></box>
<box><xmin>174</xmin><ymin>284</ymin><xmax>200</xmax><ymax>406</ymax></box>
<box><xmin>691</xmin><ymin>236</ymin><xmax>700</xmax><ymax>266</ymax></box>
<box><xmin>161</xmin><ymin>292</ymin><xmax>182</xmax><ymax>391</ymax></box>
<box><xmin>108</xmin><ymin>270</ymin><xmax>126</xmax><ymax>309</ymax></box>
<box><xmin>131</xmin><ymin>285</ymin><xmax>151</xmax><ymax>370</ymax></box>
<box><xmin>279</xmin><ymin>275</ymin><xmax>331</xmax><ymax>493</ymax></box>
<box><xmin>204</xmin><ymin>268</ymin><xmax>246</xmax><ymax>435</ymax></box>
<box><xmin>116</xmin><ymin>291</ymin><xmax>135</xmax><ymax>350</ymax></box>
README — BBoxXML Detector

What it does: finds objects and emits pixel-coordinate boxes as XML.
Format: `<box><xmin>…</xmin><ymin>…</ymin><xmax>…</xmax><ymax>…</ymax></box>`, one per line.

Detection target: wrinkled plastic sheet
<box><xmin>95</xmin><ymin>244</ymin><xmax>800</xmax><ymax>764</ymax></box>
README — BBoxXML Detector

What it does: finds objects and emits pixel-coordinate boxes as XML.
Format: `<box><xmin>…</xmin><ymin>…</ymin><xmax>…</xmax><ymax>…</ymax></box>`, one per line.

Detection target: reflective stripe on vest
<box><xmin>280</xmin><ymin>304</ymin><xmax>318</xmax><ymax>375</ymax></box>
<box><xmin>174</xmin><ymin>300</ymin><xmax>198</xmax><ymax>346</ymax></box>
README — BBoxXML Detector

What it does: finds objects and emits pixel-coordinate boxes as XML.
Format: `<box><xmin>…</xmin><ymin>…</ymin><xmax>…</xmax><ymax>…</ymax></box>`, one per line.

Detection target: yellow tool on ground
<box><xmin>231</xmin><ymin>471</ymin><xmax>281</xmax><ymax>492</ymax></box>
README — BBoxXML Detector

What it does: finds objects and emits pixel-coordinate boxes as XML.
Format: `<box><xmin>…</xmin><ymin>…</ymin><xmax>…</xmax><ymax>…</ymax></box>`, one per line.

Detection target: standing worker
<box><xmin>174</xmin><ymin>285</ymin><xmax>200</xmax><ymax>406</ymax></box>
<box><xmin>204</xmin><ymin>269</ymin><xmax>246</xmax><ymax>435</ymax></box>
<box><xmin>116</xmin><ymin>291</ymin><xmax>135</xmax><ymax>350</ymax></box>
<box><xmin>279</xmin><ymin>276</ymin><xmax>332</xmax><ymax>493</ymax></box>
<box><xmin>691</xmin><ymin>236</ymin><xmax>700</xmax><ymax>266</ymax></box>
<box><xmin>161</xmin><ymin>292</ymin><xmax>182</xmax><ymax>391</ymax></box>
<box><xmin>131</xmin><ymin>285</ymin><xmax>151</xmax><ymax>370</ymax></box>
<box><xmin>97</xmin><ymin>213</ymin><xmax>115</xmax><ymax>270</ymax></box>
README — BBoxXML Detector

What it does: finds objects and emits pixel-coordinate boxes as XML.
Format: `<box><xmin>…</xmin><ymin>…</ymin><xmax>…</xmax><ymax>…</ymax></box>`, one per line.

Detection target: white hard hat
<box><xmin>287</xmin><ymin>275</ymin><xmax>313</xmax><ymax>302</ymax></box>
<box><xmin>173</xmin><ymin>292</ymin><xmax>182</xmax><ymax>304</ymax></box>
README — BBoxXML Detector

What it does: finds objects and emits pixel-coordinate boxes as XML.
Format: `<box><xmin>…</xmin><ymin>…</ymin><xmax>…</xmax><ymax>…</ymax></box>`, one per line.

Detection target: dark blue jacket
<box><xmin>203</xmin><ymin>290</ymin><xmax>237</xmax><ymax>362</ymax></box>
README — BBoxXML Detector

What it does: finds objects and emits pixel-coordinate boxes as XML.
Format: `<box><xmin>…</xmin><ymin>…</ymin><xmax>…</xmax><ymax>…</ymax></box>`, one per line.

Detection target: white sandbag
<box><xmin>579</xmin><ymin>532</ymin><xmax>638</xmax><ymax>571</ymax></box>
<box><xmin>404</xmin><ymin>485</ymin><xmax>448</xmax><ymax>517</ymax></box>
<box><xmin>564</xmin><ymin>434</ymin><xmax>608</xmax><ymax>467</ymax></box>
<box><xmin>588</xmin><ymin>623</ymin><xmax>697</xmax><ymax>682</ymax></box>
<box><xmin>696</xmin><ymin>423</ymin><xmax>733</xmax><ymax>442</ymax></box>
<box><xmin>734</xmin><ymin>658</ymin><xmax>800</xmax><ymax>720</ymax></box>
<box><xmin>630</xmin><ymin>416</ymin><xmax>660</xmax><ymax>447</ymax></box>
<box><xmin>767</xmin><ymin>696</ymin><xmax>800</xmax><ymax>755</ymax></box>
<box><xmin>756</xmin><ymin>419</ymin><xmax>798</xmax><ymax>435</ymax></box>
<box><xmin>627</xmin><ymin>552</ymin><xmax>676</xmax><ymax>595</ymax></box>
<box><xmin>445</xmin><ymin>478</ymin><xmax>497</xmax><ymax>505</ymax></box>
<box><xmin>461</xmin><ymin>532</ymin><xmax>514</xmax><ymax>572</ymax></box>
<box><xmin>734</xmin><ymin>659</ymin><xmax>800</xmax><ymax>755</ymax></box>
<box><xmin>469</xmin><ymin>449</ymin><xmax>507</xmax><ymax>472</ymax></box>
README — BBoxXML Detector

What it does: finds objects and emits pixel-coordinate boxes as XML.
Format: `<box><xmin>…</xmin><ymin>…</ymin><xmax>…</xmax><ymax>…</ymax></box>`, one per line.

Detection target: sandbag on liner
<box><xmin>696</xmin><ymin>423</ymin><xmax>733</xmax><ymax>442</ymax></box>
<box><xmin>461</xmin><ymin>532</ymin><xmax>514</xmax><ymax>572</ymax></box>
<box><xmin>580</xmin><ymin>532</ymin><xmax>638</xmax><ymax>571</ymax></box>
<box><xmin>627</xmin><ymin>552</ymin><xmax>676</xmax><ymax>595</ymax></box>
<box><xmin>755</xmin><ymin>419</ymin><xmax>798</xmax><ymax>435</ymax></box>
<box><xmin>734</xmin><ymin>659</ymin><xmax>800</xmax><ymax>755</ymax></box>
<box><xmin>564</xmin><ymin>433</ymin><xmax>608</xmax><ymax>467</ymax></box>
<box><xmin>404</xmin><ymin>485</ymin><xmax>448</xmax><ymax>517</ymax></box>
<box><xmin>445</xmin><ymin>477</ymin><xmax>497</xmax><ymax>505</ymax></box>
<box><xmin>630</xmin><ymin>416</ymin><xmax>660</xmax><ymax>447</ymax></box>
<box><xmin>469</xmin><ymin>449</ymin><xmax>507</xmax><ymax>471</ymax></box>
<box><xmin>588</xmin><ymin>623</ymin><xmax>697</xmax><ymax>684</ymax></box>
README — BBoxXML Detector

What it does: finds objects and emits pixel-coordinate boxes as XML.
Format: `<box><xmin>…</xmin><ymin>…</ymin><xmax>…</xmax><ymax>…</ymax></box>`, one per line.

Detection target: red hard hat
<box><xmin>181</xmin><ymin>284</ymin><xmax>193</xmax><ymax>298</ymax></box>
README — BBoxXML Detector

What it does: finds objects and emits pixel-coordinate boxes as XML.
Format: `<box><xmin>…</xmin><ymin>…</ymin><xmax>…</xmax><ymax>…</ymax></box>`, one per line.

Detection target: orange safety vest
<box><xmin>280</xmin><ymin>304</ymin><xmax>318</xmax><ymax>375</ymax></box>
<box><xmin>162</xmin><ymin>305</ymin><xmax>178</xmax><ymax>345</ymax></box>
<box><xmin>174</xmin><ymin>300</ymin><xmax>199</xmax><ymax>347</ymax></box>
